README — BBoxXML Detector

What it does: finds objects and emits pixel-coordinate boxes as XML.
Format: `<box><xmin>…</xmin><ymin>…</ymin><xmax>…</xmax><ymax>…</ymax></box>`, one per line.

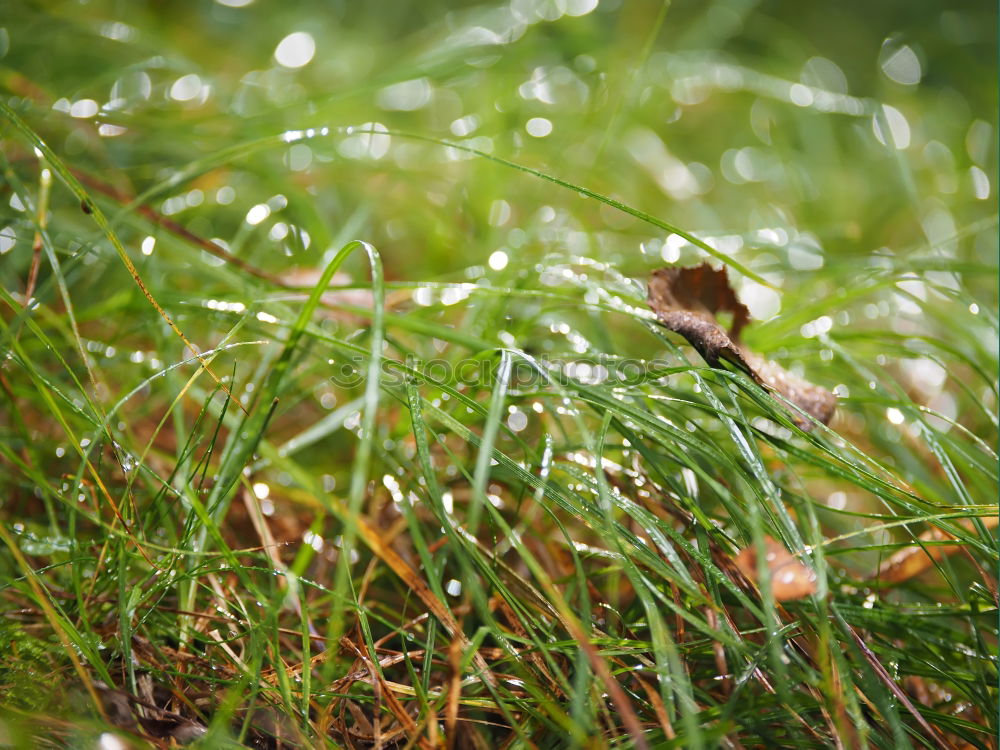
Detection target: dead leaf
<box><xmin>94</xmin><ymin>681</ymin><xmax>138</xmax><ymax>732</ymax></box>
<box><xmin>94</xmin><ymin>679</ymin><xmax>209</xmax><ymax>745</ymax></box>
<box><xmin>874</xmin><ymin>515</ymin><xmax>999</xmax><ymax>588</ymax></box>
<box><xmin>280</xmin><ymin>268</ymin><xmax>375</xmax><ymax>314</ymax></box>
<box><xmin>647</xmin><ymin>263</ymin><xmax>836</xmax><ymax>427</ymax></box>
<box><xmin>734</xmin><ymin>536</ymin><xmax>818</xmax><ymax>601</ymax></box>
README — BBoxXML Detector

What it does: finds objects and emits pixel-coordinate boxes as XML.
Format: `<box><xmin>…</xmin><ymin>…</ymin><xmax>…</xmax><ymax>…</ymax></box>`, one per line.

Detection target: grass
<box><xmin>0</xmin><ymin>0</ymin><xmax>997</xmax><ymax>747</ymax></box>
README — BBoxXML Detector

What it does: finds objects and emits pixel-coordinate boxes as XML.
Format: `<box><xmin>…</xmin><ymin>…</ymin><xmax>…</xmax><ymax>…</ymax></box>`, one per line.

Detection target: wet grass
<box><xmin>0</xmin><ymin>1</ymin><xmax>997</xmax><ymax>747</ymax></box>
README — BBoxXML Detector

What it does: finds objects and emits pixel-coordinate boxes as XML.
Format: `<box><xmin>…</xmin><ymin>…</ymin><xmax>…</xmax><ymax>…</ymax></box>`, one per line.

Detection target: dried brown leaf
<box><xmin>875</xmin><ymin>515</ymin><xmax>999</xmax><ymax>587</ymax></box>
<box><xmin>647</xmin><ymin>263</ymin><xmax>836</xmax><ymax>427</ymax></box>
<box><xmin>734</xmin><ymin>536</ymin><xmax>818</xmax><ymax>601</ymax></box>
<box><xmin>647</xmin><ymin>265</ymin><xmax>750</xmax><ymax>369</ymax></box>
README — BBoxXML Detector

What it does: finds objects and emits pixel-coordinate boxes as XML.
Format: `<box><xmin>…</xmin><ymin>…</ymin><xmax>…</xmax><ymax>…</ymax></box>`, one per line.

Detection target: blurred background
<box><xmin>2</xmin><ymin>0</ymin><xmax>996</xmax><ymax>279</ymax></box>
